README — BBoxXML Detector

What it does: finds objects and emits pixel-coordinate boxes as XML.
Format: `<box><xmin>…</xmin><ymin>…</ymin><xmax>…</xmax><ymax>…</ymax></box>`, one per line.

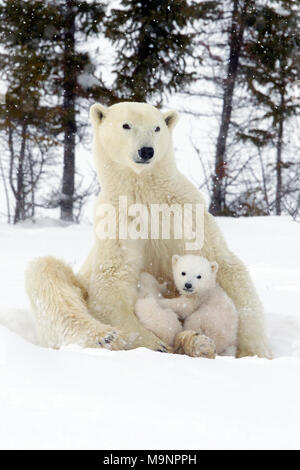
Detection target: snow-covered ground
<box><xmin>0</xmin><ymin>216</ymin><xmax>300</xmax><ymax>449</ymax></box>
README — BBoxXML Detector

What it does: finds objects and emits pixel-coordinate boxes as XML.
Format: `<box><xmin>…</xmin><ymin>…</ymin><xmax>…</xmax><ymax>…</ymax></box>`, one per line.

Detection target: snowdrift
<box><xmin>0</xmin><ymin>216</ymin><xmax>300</xmax><ymax>449</ymax></box>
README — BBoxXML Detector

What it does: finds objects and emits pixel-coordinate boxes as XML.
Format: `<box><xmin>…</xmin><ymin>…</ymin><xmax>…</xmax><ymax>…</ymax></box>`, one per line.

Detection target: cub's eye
<box><xmin>181</xmin><ymin>272</ymin><xmax>186</xmax><ymax>276</ymax></box>
<box><xmin>197</xmin><ymin>275</ymin><xmax>202</xmax><ymax>279</ymax></box>
<box><xmin>123</xmin><ymin>123</ymin><xmax>131</xmax><ymax>129</ymax></box>
<box><xmin>155</xmin><ymin>126</ymin><xmax>160</xmax><ymax>132</ymax></box>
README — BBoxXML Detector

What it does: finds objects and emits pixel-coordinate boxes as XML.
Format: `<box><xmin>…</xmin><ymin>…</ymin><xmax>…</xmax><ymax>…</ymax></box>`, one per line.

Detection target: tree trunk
<box><xmin>275</xmin><ymin>89</ymin><xmax>284</xmax><ymax>216</ymax></box>
<box><xmin>209</xmin><ymin>0</ymin><xmax>250</xmax><ymax>215</ymax></box>
<box><xmin>61</xmin><ymin>0</ymin><xmax>77</xmax><ymax>222</ymax></box>
<box><xmin>14</xmin><ymin>122</ymin><xmax>27</xmax><ymax>224</ymax></box>
<box><xmin>0</xmin><ymin>154</ymin><xmax>11</xmax><ymax>223</ymax></box>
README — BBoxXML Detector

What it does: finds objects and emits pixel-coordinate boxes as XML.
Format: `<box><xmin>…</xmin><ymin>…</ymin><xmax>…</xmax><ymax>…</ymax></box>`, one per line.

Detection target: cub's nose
<box><xmin>185</xmin><ymin>282</ymin><xmax>192</xmax><ymax>290</ymax></box>
<box><xmin>138</xmin><ymin>146</ymin><xmax>154</xmax><ymax>161</ymax></box>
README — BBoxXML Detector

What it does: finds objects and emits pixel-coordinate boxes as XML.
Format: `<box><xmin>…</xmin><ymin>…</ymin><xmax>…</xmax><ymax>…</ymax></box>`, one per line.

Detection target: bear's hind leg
<box><xmin>25</xmin><ymin>256</ymin><xmax>126</xmax><ymax>350</ymax></box>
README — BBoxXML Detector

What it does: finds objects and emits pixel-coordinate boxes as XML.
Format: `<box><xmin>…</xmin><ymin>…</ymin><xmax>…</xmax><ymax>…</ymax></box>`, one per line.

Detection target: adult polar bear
<box><xmin>26</xmin><ymin>102</ymin><xmax>271</xmax><ymax>358</ymax></box>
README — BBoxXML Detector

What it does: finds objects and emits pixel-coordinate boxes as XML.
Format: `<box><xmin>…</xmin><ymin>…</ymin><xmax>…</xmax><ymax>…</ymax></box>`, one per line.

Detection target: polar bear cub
<box><xmin>135</xmin><ymin>255</ymin><xmax>239</xmax><ymax>357</ymax></box>
<box><xmin>168</xmin><ymin>254</ymin><xmax>238</xmax><ymax>356</ymax></box>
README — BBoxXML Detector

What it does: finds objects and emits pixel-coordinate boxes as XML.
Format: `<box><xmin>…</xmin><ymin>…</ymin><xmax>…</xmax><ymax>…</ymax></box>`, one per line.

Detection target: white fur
<box><xmin>135</xmin><ymin>256</ymin><xmax>238</xmax><ymax>356</ymax></box>
<box><xmin>25</xmin><ymin>101</ymin><xmax>271</xmax><ymax>358</ymax></box>
<box><xmin>135</xmin><ymin>272</ymin><xmax>182</xmax><ymax>346</ymax></box>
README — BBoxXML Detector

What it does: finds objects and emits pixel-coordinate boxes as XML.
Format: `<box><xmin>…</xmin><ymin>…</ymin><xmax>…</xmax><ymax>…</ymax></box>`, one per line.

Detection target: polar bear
<box><xmin>25</xmin><ymin>101</ymin><xmax>271</xmax><ymax>358</ymax></box>
<box><xmin>171</xmin><ymin>255</ymin><xmax>238</xmax><ymax>357</ymax></box>
<box><xmin>135</xmin><ymin>255</ymin><xmax>238</xmax><ymax>358</ymax></box>
<box><xmin>134</xmin><ymin>270</ymin><xmax>216</xmax><ymax>358</ymax></box>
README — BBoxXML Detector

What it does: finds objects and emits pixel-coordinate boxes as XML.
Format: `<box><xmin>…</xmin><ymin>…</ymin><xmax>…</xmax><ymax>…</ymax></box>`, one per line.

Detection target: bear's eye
<box><xmin>123</xmin><ymin>123</ymin><xmax>131</xmax><ymax>130</ymax></box>
<box><xmin>155</xmin><ymin>126</ymin><xmax>160</xmax><ymax>132</ymax></box>
<box><xmin>197</xmin><ymin>275</ymin><xmax>202</xmax><ymax>279</ymax></box>
<box><xmin>181</xmin><ymin>272</ymin><xmax>186</xmax><ymax>276</ymax></box>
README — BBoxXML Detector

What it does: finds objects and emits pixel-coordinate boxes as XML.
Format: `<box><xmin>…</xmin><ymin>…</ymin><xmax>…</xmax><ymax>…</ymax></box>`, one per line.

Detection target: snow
<box><xmin>0</xmin><ymin>216</ymin><xmax>300</xmax><ymax>449</ymax></box>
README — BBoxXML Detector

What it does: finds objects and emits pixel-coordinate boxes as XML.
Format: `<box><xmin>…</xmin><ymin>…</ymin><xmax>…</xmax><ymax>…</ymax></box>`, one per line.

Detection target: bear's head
<box><xmin>172</xmin><ymin>254</ymin><xmax>218</xmax><ymax>296</ymax></box>
<box><xmin>90</xmin><ymin>102</ymin><xmax>179</xmax><ymax>174</ymax></box>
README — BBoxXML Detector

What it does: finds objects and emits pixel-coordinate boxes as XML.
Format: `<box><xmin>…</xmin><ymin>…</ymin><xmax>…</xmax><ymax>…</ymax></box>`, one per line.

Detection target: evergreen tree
<box><xmin>208</xmin><ymin>0</ymin><xmax>256</xmax><ymax>215</ymax></box>
<box><xmin>240</xmin><ymin>0</ymin><xmax>299</xmax><ymax>215</ymax></box>
<box><xmin>54</xmin><ymin>0</ymin><xmax>106</xmax><ymax>221</ymax></box>
<box><xmin>105</xmin><ymin>0</ymin><xmax>202</xmax><ymax>103</ymax></box>
<box><xmin>0</xmin><ymin>0</ymin><xmax>60</xmax><ymax>223</ymax></box>
<box><xmin>0</xmin><ymin>0</ymin><xmax>108</xmax><ymax>222</ymax></box>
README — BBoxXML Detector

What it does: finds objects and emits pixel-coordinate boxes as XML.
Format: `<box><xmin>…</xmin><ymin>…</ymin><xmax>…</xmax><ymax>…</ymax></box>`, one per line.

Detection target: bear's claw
<box><xmin>97</xmin><ymin>330</ymin><xmax>126</xmax><ymax>350</ymax></box>
<box><xmin>104</xmin><ymin>333</ymin><xmax>116</xmax><ymax>344</ymax></box>
<box><xmin>157</xmin><ymin>343</ymin><xmax>173</xmax><ymax>353</ymax></box>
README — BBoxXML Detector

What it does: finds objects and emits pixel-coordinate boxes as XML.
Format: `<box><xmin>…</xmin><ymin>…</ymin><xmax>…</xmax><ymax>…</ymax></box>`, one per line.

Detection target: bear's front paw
<box><xmin>132</xmin><ymin>330</ymin><xmax>173</xmax><ymax>353</ymax></box>
<box><xmin>144</xmin><ymin>336</ymin><xmax>173</xmax><ymax>354</ymax></box>
<box><xmin>80</xmin><ymin>325</ymin><xmax>127</xmax><ymax>351</ymax></box>
<box><xmin>97</xmin><ymin>329</ymin><xmax>127</xmax><ymax>351</ymax></box>
<box><xmin>174</xmin><ymin>330</ymin><xmax>216</xmax><ymax>359</ymax></box>
<box><xmin>157</xmin><ymin>342</ymin><xmax>173</xmax><ymax>353</ymax></box>
<box><xmin>237</xmin><ymin>343</ymin><xmax>272</xmax><ymax>359</ymax></box>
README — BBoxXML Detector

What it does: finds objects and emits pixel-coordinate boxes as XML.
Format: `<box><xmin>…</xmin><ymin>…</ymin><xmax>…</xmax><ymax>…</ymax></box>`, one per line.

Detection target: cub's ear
<box><xmin>163</xmin><ymin>110</ymin><xmax>179</xmax><ymax>130</ymax></box>
<box><xmin>210</xmin><ymin>261</ymin><xmax>219</xmax><ymax>273</ymax></box>
<box><xmin>172</xmin><ymin>254</ymin><xmax>180</xmax><ymax>266</ymax></box>
<box><xmin>90</xmin><ymin>103</ymin><xmax>108</xmax><ymax>126</ymax></box>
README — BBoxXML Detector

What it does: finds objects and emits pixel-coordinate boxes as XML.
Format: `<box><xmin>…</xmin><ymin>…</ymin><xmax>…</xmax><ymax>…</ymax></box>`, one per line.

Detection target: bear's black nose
<box><xmin>185</xmin><ymin>282</ymin><xmax>192</xmax><ymax>290</ymax></box>
<box><xmin>138</xmin><ymin>146</ymin><xmax>154</xmax><ymax>161</ymax></box>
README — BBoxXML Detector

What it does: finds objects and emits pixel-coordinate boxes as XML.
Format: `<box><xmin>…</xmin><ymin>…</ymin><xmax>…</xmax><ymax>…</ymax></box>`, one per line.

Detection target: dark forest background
<box><xmin>0</xmin><ymin>0</ymin><xmax>299</xmax><ymax>224</ymax></box>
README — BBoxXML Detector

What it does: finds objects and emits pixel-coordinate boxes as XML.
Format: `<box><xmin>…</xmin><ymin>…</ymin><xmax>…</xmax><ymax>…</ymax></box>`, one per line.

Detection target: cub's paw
<box><xmin>190</xmin><ymin>334</ymin><xmax>216</xmax><ymax>359</ymax></box>
<box><xmin>174</xmin><ymin>330</ymin><xmax>216</xmax><ymax>359</ymax></box>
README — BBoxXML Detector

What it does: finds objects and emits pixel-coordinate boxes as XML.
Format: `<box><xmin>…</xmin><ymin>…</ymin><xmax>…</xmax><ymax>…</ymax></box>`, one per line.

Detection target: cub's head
<box><xmin>172</xmin><ymin>254</ymin><xmax>218</xmax><ymax>296</ymax></box>
<box><xmin>90</xmin><ymin>101</ymin><xmax>179</xmax><ymax>173</ymax></box>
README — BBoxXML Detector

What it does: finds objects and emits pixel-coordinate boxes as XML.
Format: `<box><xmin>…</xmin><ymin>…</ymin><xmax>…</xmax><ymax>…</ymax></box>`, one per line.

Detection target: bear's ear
<box><xmin>163</xmin><ymin>110</ymin><xmax>179</xmax><ymax>130</ymax></box>
<box><xmin>172</xmin><ymin>254</ymin><xmax>180</xmax><ymax>266</ymax></box>
<box><xmin>210</xmin><ymin>261</ymin><xmax>218</xmax><ymax>273</ymax></box>
<box><xmin>90</xmin><ymin>103</ymin><xmax>108</xmax><ymax>126</ymax></box>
